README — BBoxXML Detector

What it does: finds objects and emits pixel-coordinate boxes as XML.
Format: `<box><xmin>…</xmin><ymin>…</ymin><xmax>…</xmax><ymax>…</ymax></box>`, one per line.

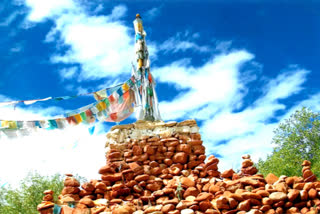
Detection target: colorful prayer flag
<box><xmin>74</xmin><ymin>114</ymin><xmax>83</xmax><ymax>123</ymax></box>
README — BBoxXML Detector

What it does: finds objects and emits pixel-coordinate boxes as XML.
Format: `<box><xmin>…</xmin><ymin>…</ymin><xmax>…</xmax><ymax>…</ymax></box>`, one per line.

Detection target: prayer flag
<box><xmin>74</xmin><ymin>114</ymin><xmax>82</xmax><ymax>123</ymax></box>
<box><xmin>109</xmin><ymin>94</ymin><xmax>115</xmax><ymax>103</ymax></box>
<box><xmin>80</xmin><ymin>112</ymin><xmax>87</xmax><ymax>121</ymax></box>
<box><xmin>116</xmin><ymin>87</ymin><xmax>123</xmax><ymax>96</ymax></box>
<box><xmin>110</xmin><ymin>113</ymin><xmax>117</xmax><ymax>121</ymax></box>
<box><xmin>85</xmin><ymin>109</ymin><xmax>93</xmax><ymax>117</ymax></box>
<box><xmin>8</xmin><ymin>121</ymin><xmax>17</xmax><ymax>129</ymax></box>
<box><xmin>48</xmin><ymin>120</ymin><xmax>58</xmax><ymax>130</ymax></box>
<box><xmin>35</xmin><ymin>121</ymin><xmax>41</xmax><ymax>128</ymax></box>
<box><xmin>104</xmin><ymin>98</ymin><xmax>110</xmax><ymax>108</ymax></box>
<box><xmin>118</xmin><ymin>96</ymin><xmax>124</xmax><ymax>104</ymax></box>
<box><xmin>123</xmin><ymin>91</ymin><xmax>130</xmax><ymax>100</ymax></box>
<box><xmin>122</xmin><ymin>83</ymin><xmax>130</xmax><ymax>92</ymax></box>
<box><xmin>66</xmin><ymin>116</ymin><xmax>77</xmax><ymax>125</ymax></box>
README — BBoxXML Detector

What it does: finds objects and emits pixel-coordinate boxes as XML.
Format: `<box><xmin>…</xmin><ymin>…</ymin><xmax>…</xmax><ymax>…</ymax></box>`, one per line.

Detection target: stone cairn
<box><xmin>38</xmin><ymin>119</ymin><xmax>320</xmax><ymax>214</ymax></box>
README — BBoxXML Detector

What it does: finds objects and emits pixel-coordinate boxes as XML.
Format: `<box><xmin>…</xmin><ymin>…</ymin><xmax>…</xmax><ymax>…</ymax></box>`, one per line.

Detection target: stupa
<box><xmin>36</xmin><ymin>15</ymin><xmax>320</xmax><ymax>214</ymax></box>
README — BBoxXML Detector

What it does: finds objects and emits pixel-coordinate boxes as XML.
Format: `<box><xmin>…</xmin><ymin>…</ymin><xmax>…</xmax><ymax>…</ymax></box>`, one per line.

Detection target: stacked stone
<box><xmin>58</xmin><ymin>174</ymin><xmax>81</xmax><ymax>204</ymax></box>
<box><xmin>239</xmin><ymin>154</ymin><xmax>258</xmax><ymax>177</ymax></box>
<box><xmin>37</xmin><ymin>190</ymin><xmax>55</xmax><ymax>214</ymax></box>
<box><xmin>302</xmin><ymin>160</ymin><xmax>317</xmax><ymax>182</ymax></box>
<box><xmin>96</xmin><ymin>120</ymin><xmax>221</xmax><ymax>210</ymax></box>
<box><xmin>37</xmin><ymin>120</ymin><xmax>320</xmax><ymax>214</ymax></box>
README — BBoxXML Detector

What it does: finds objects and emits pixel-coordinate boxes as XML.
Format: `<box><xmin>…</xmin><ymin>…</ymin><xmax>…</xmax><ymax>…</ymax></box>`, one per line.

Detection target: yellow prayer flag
<box><xmin>74</xmin><ymin>114</ymin><xmax>82</xmax><ymax>123</ymax></box>
<box><xmin>122</xmin><ymin>83</ymin><xmax>130</xmax><ymax>92</ymax></box>
<box><xmin>1</xmin><ymin>120</ymin><xmax>8</xmax><ymax>128</ymax></box>
<box><xmin>8</xmin><ymin>121</ymin><xmax>17</xmax><ymax>129</ymax></box>
<box><xmin>96</xmin><ymin>102</ymin><xmax>106</xmax><ymax>112</ymax></box>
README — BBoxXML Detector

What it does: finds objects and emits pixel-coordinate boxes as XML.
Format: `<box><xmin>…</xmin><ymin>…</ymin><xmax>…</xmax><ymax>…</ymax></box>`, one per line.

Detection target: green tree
<box><xmin>0</xmin><ymin>172</ymin><xmax>64</xmax><ymax>214</ymax></box>
<box><xmin>257</xmin><ymin>107</ymin><xmax>320</xmax><ymax>177</ymax></box>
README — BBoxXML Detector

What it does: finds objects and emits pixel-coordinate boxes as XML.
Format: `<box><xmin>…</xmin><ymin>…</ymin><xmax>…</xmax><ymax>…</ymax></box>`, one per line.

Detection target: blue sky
<box><xmin>1</xmin><ymin>0</ymin><xmax>320</xmax><ymax>184</ymax></box>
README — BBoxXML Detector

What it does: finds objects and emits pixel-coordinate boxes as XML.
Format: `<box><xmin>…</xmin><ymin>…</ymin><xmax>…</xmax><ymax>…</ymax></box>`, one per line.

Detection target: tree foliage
<box><xmin>257</xmin><ymin>107</ymin><xmax>320</xmax><ymax>177</ymax></box>
<box><xmin>0</xmin><ymin>172</ymin><xmax>64</xmax><ymax>214</ymax></box>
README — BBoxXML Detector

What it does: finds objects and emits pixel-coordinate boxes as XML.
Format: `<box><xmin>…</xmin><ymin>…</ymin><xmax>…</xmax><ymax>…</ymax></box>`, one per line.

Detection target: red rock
<box><xmin>193</xmin><ymin>145</ymin><xmax>205</xmax><ymax>155</ymax></box>
<box><xmin>42</xmin><ymin>194</ymin><xmax>53</xmax><ymax>201</ymax></box>
<box><xmin>95</xmin><ymin>182</ymin><xmax>107</xmax><ymax>190</ymax></box>
<box><xmin>265</xmin><ymin>173</ymin><xmax>279</xmax><ymax>185</ymax></box>
<box><xmin>303</xmin><ymin>170</ymin><xmax>314</xmax><ymax>179</ymax></box>
<box><xmin>128</xmin><ymin>162</ymin><xmax>143</xmax><ymax>173</ymax></box>
<box><xmin>79</xmin><ymin>190</ymin><xmax>92</xmax><ymax>197</ymax></box>
<box><xmin>302</xmin><ymin>160</ymin><xmax>311</xmax><ymax>166</ymax></box>
<box><xmin>37</xmin><ymin>202</ymin><xmax>55</xmax><ymax>211</ymax></box>
<box><xmin>144</xmin><ymin>145</ymin><xmax>156</xmax><ymax>155</ymax></box>
<box><xmin>308</xmin><ymin>188</ymin><xmax>317</xmax><ymax>199</ymax></box>
<box><xmin>62</xmin><ymin>187</ymin><xmax>80</xmax><ymax>195</ymax></box>
<box><xmin>101</xmin><ymin>173</ymin><xmax>122</xmax><ymax>182</ymax></box>
<box><xmin>255</xmin><ymin>190</ymin><xmax>269</xmax><ymax>197</ymax></box>
<box><xmin>79</xmin><ymin>197</ymin><xmax>94</xmax><ymax>208</ymax></box>
<box><xmin>146</xmin><ymin>183</ymin><xmax>162</xmax><ymax>191</ymax></box>
<box><xmin>177</xmin><ymin>144</ymin><xmax>192</xmax><ymax>154</ymax></box>
<box><xmin>228</xmin><ymin>197</ymin><xmax>238</xmax><ymax>209</ymax></box>
<box><xmin>242</xmin><ymin>159</ymin><xmax>254</xmax><ymax>168</ymax></box>
<box><xmin>165</xmin><ymin>141</ymin><xmax>179</xmax><ymax>147</ymax></box>
<box><xmin>262</xmin><ymin>197</ymin><xmax>273</xmax><ymax>205</ymax></box>
<box><xmin>181</xmin><ymin>177</ymin><xmax>195</xmax><ymax>187</ymax></box>
<box><xmin>237</xmin><ymin>200</ymin><xmax>250</xmax><ymax>211</ymax></box>
<box><xmin>81</xmin><ymin>182</ymin><xmax>95</xmax><ymax>192</ymax></box>
<box><xmin>163</xmin><ymin>198</ymin><xmax>179</xmax><ymax>205</ymax></box>
<box><xmin>173</xmin><ymin>152</ymin><xmax>188</xmax><ymax>164</ymax></box>
<box><xmin>168</xmin><ymin>210</ymin><xmax>180</xmax><ymax>214</ymax></box>
<box><xmin>241</xmin><ymin>192</ymin><xmax>262</xmax><ymax>200</ymax></box>
<box><xmin>287</xmin><ymin>189</ymin><xmax>300</xmax><ymax>201</ymax></box>
<box><xmin>184</xmin><ymin>187</ymin><xmax>200</xmax><ymax>198</ymax></box>
<box><xmin>300</xmin><ymin>189</ymin><xmax>309</xmax><ymax>201</ymax></box>
<box><xmin>293</xmin><ymin>182</ymin><xmax>305</xmax><ymax>190</ymax></box>
<box><xmin>107</xmin><ymin>151</ymin><xmax>121</xmax><ymax>159</ymax></box>
<box><xmin>64</xmin><ymin>177</ymin><xmax>80</xmax><ymax>187</ymax></box>
<box><xmin>188</xmin><ymin>140</ymin><xmax>203</xmax><ymax>146</ymax></box>
<box><xmin>195</xmin><ymin>192</ymin><xmax>213</xmax><ymax>201</ymax></box>
<box><xmin>188</xmin><ymin>161</ymin><xmax>202</xmax><ymax>169</ymax></box>
<box><xmin>162</xmin><ymin>204</ymin><xmax>175</xmax><ymax>213</ymax></box>
<box><xmin>132</xmin><ymin>145</ymin><xmax>142</xmax><ymax>156</ymax></box>
<box><xmin>269</xmin><ymin>192</ymin><xmax>287</xmax><ymax>202</ymax></box>
<box><xmin>241</xmin><ymin>166</ymin><xmax>258</xmax><ymax>175</ymax></box>
<box><xmin>135</xmin><ymin>174</ymin><xmax>150</xmax><ymax>182</ymax></box>
<box><xmin>221</xmin><ymin>169</ymin><xmax>234</xmax><ymax>178</ymax></box>
<box><xmin>164</xmin><ymin>159</ymin><xmax>173</xmax><ymax>166</ymax></box>
<box><xmin>205</xmin><ymin>163</ymin><xmax>218</xmax><ymax>171</ymax></box>
<box><xmin>199</xmin><ymin>201</ymin><xmax>212</xmax><ymax>211</ymax></box>
<box><xmin>150</xmin><ymin>167</ymin><xmax>162</xmax><ymax>176</ymax></box>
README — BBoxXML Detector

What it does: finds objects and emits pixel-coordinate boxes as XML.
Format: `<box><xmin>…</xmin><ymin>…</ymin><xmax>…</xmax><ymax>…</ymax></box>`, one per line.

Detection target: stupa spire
<box><xmin>133</xmin><ymin>14</ymin><xmax>161</xmax><ymax>121</ymax></box>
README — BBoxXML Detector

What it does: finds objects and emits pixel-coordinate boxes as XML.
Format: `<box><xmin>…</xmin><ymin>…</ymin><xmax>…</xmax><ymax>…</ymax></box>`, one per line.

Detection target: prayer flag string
<box><xmin>0</xmin><ymin>76</ymin><xmax>137</xmax><ymax>138</ymax></box>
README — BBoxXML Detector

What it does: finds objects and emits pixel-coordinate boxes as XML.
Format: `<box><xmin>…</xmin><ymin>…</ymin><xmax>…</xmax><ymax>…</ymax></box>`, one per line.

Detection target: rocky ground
<box><xmin>37</xmin><ymin>120</ymin><xmax>320</xmax><ymax>214</ymax></box>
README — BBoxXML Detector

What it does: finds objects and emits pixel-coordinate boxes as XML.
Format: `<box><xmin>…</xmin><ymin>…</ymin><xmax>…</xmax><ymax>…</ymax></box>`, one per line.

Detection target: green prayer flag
<box><xmin>80</xmin><ymin>112</ymin><xmax>87</xmax><ymax>121</ymax></box>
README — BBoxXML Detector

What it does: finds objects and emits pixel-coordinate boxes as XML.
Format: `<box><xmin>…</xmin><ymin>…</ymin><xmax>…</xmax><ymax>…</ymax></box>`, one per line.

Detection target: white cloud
<box><xmin>145</xmin><ymin>7</ymin><xmax>161</xmax><ymax>21</ymax></box>
<box><xmin>0</xmin><ymin>95</ymin><xmax>108</xmax><ymax>186</ymax></box>
<box><xmin>159</xmin><ymin>32</ymin><xmax>211</xmax><ymax>53</ymax></box>
<box><xmin>109</xmin><ymin>5</ymin><xmax>127</xmax><ymax>20</ymax></box>
<box><xmin>24</xmin><ymin>1</ymin><xmax>134</xmax><ymax>82</ymax></box>
<box><xmin>25</xmin><ymin>0</ymin><xmax>76</xmax><ymax>22</ymax></box>
<box><xmin>153</xmin><ymin>45</ymin><xmax>313</xmax><ymax>172</ymax></box>
<box><xmin>59</xmin><ymin>66</ymin><xmax>78</xmax><ymax>80</ymax></box>
<box><xmin>153</xmin><ymin>50</ymin><xmax>254</xmax><ymax>120</ymax></box>
<box><xmin>0</xmin><ymin>124</ymin><xmax>107</xmax><ymax>186</ymax></box>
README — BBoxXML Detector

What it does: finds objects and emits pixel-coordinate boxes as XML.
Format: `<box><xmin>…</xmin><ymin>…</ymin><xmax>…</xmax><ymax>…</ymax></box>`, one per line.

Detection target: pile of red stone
<box><xmin>37</xmin><ymin>120</ymin><xmax>320</xmax><ymax>214</ymax></box>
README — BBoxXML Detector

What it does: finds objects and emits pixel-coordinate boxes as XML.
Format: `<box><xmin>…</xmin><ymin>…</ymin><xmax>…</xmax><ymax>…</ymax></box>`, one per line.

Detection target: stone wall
<box><xmin>37</xmin><ymin>119</ymin><xmax>320</xmax><ymax>214</ymax></box>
